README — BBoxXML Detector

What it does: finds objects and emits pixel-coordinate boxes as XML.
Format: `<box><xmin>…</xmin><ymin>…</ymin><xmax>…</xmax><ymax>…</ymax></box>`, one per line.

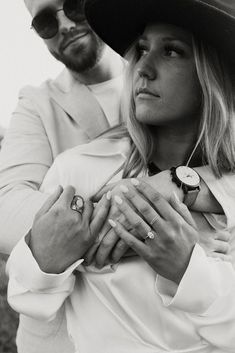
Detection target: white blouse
<box><xmin>7</xmin><ymin>138</ymin><xmax>235</xmax><ymax>353</ymax></box>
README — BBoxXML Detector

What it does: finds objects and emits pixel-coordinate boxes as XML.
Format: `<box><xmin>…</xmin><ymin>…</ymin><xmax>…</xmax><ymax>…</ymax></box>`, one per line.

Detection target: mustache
<box><xmin>60</xmin><ymin>26</ymin><xmax>92</xmax><ymax>51</ymax></box>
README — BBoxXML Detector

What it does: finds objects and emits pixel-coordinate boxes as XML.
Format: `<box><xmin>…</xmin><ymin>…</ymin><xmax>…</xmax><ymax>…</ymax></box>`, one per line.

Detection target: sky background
<box><xmin>0</xmin><ymin>2</ymin><xmax>63</xmax><ymax>128</ymax></box>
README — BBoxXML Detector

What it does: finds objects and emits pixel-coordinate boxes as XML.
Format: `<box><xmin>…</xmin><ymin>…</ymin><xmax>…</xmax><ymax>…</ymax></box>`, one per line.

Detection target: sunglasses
<box><xmin>31</xmin><ymin>0</ymin><xmax>85</xmax><ymax>39</ymax></box>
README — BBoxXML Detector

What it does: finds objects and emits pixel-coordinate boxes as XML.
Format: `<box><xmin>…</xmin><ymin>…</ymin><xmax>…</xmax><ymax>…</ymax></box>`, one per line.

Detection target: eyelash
<box><xmin>136</xmin><ymin>43</ymin><xmax>185</xmax><ymax>59</ymax></box>
<box><xmin>164</xmin><ymin>44</ymin><xmax>185</xmax><ymax>57</ymax></box>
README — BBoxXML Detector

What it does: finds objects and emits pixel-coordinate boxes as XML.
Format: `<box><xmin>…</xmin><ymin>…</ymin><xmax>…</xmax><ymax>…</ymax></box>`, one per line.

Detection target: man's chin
<box><xmin>50</xmin><ymin>41</ymin><xmax>105</xmax><ymax>73</ymax></box>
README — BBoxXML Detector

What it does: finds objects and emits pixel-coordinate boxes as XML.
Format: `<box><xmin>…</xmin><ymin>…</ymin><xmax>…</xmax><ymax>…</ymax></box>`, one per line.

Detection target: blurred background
<box><xmin>0</xmin><ymin>2</ymin><xmax>63</xmax><ymax>351</ymax></box>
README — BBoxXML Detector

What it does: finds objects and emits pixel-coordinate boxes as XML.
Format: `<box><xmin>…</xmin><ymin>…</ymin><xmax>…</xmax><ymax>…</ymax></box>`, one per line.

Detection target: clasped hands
<box><xmin>29</xmin><ymin>177</ymin><xmax>231</xmax><ymax>284</ymax></box>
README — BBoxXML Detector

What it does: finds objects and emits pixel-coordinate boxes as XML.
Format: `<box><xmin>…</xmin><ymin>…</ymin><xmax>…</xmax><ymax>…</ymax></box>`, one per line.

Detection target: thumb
<box><xmin>36</xmin><ymin>185</ymin><xmax>63</xmax><ymax>217</ymax></box>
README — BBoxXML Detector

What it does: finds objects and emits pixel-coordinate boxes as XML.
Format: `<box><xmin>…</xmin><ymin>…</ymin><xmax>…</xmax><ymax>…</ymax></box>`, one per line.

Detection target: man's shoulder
<box><xmin>18</xmin><ymin>68</ymin><xmax>72</xmax><ymax>100</ymax></box>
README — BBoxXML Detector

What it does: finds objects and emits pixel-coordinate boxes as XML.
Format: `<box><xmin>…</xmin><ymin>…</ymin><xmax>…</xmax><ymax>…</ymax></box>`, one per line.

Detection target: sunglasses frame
<box><xmin>31</xmin><ymin>0</ymin><xmax>85</xmax><ymax>39</ymax></box>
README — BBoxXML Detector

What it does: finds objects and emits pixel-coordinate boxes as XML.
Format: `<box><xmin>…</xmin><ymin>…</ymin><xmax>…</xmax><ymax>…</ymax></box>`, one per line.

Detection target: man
<box><xmin>1</xmin><ymin>0</ymin><xmax>235</xmax><ymax>352</ymax></box>
<box><xmin>0</xmin><ymin>0</ymin><xmax>124</xmax><ymax>352</ymax></box>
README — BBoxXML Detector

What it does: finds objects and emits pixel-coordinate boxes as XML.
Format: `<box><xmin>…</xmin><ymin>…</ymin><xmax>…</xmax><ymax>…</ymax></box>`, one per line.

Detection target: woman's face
<box><xmin>133</xmin><ymin>23</ymin><xmax>202</xmax><ymax>128</ymax></box>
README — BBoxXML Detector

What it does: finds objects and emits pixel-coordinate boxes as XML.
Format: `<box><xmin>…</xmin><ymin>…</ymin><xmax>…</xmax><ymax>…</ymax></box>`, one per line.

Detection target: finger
<box><xmin>133</xmin><ymin>181</ymin><xmax>182</xmax><ymax>222</ymax></box>
<box><xmin>90</xmin><ymin>194</ymin><xmax>111</xmax><ymax>234</ymax></box>
<box><xmin>95</xmin><ymin>229</ymin><xmax>119</xmax><ymax>268</ymax></box>
<box><xmin>169</xmin><ymin>192</ymin><xmax>197</xmax><ymax>229</ymax></box>
<box><xmin>111</xmin><ymin>239</ymin><xmax>129</xmax><ymax>263</ymax></box>
<box><xmin>212</xmin><ymin>239</ymin><xmax>230</xmax><ymax>255</ymax></box>
<box><xmin>108</xmin><ymin>219</ymin><xmax>149</xmax><ymax>259</ymax></box>
<box><xmin>36</xmin><ymin>185</ymin><xmax>63</xmax><ymax>217</ymax></box>
<box><xmin>116</xmin><ymin>186</ymin><xmax>166</xmax><ymax>233</ymax></box>
<box><xmin>82</xmin><ymin>199</ymin><xmax>94</xmax><ymax>223</ymax></box>
<box><xmin>209</xmin><ymin>252</ymin><xmax>232</xmax><ymax>262</ymax></box>
<box><xmin>83</xmin><ymin>242</ymin><xmax>100</xmax><ymax>265</ymax></box>
<box><xmin>92</xmin><ymin>182</ymin><xmax>116</xmax><ymax>202</ymax></box>
<box><xmin>214</xmin><ymin>231</ymin><xmax>231</xmax><ymax>242</ymax></box>
<box><xmin>54</xmin><ymin>185</ymin><xmax>76</xmax><ymax>208</ymax></box>
<box><xmin>113</xmin><ymin>195</ymin><xmax>152</xmax><ymax>240</ymax></box>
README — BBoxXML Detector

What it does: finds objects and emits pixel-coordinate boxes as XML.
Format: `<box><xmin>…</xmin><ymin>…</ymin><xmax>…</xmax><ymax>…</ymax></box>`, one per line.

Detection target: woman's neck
<box><xmin>151</xmin><ymin>124</ymin><xmax>200</xmax><ymax>170</ymax></box>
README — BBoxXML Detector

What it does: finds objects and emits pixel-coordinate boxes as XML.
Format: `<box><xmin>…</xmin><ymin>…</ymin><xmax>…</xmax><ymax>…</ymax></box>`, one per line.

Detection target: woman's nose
<box><xmin>137</xmin><ymin>57</ymin><xmax>156</xmax><ymax>80</ymax></box>
<box><xmin>57</xmin><ymin>10</ymin><xmax>77</xmax><ymax>34</ymax></box>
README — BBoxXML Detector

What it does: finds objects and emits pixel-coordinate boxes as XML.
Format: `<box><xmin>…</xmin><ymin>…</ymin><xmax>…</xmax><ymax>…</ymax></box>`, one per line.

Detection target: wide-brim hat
<box><xmin>85</xmin><ymin>0</ymin><xmax>235</xmax><ymax>71</ymax></box>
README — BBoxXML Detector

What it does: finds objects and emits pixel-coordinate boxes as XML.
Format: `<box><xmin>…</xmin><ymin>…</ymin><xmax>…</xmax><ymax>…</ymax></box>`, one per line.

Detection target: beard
<box><xmin>50</xmin><ymin>30</ymin><xmax>105</xmax><ymax>73</ymax></box>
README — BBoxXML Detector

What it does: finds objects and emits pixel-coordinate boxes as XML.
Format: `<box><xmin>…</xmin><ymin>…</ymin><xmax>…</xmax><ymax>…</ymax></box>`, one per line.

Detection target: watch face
<box><xmin>175</xmin><ymin>166</ymin><xmax>200</xmax><ymax>187</ymax></box>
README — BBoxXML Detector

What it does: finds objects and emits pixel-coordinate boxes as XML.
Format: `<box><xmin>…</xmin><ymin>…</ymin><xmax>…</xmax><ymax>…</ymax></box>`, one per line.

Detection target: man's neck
<box><xmin>70</xmin><ymin>46</ymin><xmax>125</xmax><ymax>85</ymax></box>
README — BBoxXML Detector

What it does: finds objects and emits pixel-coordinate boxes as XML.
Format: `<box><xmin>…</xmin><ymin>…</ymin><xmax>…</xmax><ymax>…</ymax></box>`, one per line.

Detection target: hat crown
<box><xmin>85</xmin><ymin>0</ymin><xmax>235</xmax><ymax>75</ymax></box>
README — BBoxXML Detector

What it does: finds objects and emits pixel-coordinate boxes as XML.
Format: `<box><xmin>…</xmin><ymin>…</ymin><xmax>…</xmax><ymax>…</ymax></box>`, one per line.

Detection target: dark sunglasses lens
<box><xmin>32</xmin><ymin>12</ymin><xmax>58</xmax><ymax>39</ymax></box>
<box><xmin>64</xmin><ymin>0</ymin><xmax>85</xmax><ymax>22</ymax></box>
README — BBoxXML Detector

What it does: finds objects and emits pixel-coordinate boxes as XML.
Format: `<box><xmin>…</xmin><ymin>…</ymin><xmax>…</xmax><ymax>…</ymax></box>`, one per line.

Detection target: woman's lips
<box><xmin>136</xmin><ymin>87</ymin><xmax>160</xmax><ymax>99</ymax></box>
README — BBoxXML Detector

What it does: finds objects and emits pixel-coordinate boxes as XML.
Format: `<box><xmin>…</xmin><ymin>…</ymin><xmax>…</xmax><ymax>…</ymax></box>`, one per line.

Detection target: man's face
<box><xmin>25</xmin><ymin>0</ymin><xmax>105</xmax><ymax>73</ymax></box>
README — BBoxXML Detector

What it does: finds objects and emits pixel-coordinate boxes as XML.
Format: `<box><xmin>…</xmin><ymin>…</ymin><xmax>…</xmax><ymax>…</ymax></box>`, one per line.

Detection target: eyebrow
<box><xmin>138</xmin><ymin>35</ymin><xmax>192</xmax><ymax>47</ymax></box>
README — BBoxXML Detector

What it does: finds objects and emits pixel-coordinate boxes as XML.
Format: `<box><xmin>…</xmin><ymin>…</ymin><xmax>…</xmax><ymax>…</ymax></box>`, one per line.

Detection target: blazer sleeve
<box><xmin>6</xmin><ymin>237</ymin><xmax>82</xmax><ymax>321</ymax></box>
<box><xmin>195</xmin><ymin>166</ymin><xmax>235</xmax><ymax>229</ymax></box>
<box><xmin>0</xmin><ymin>88</ymin><xmax>53</xmax><ymax>254</ymax></box>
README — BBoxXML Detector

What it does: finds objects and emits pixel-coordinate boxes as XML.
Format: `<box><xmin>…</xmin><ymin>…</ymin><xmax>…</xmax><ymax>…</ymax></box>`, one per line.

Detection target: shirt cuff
<box><xmin>195</xmin><ymin>166</ymin><xmax>235</xmax><ymax>229</ymax></box>
<box><xmin>156</xmin><ymin>244</ymin><xmax>233</xmax><ymax>314</ymax></box>
<box><xmin>6</xmin><ymin>237</ymin><xmax>84</xmax><ymax>291</ymax></box>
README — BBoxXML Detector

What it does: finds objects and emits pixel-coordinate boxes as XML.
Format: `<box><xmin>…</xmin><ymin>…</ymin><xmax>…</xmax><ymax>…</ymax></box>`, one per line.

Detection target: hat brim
<box><xmin>85</xmin><ymin>0</ymin><xmax>235</xmax><ymax>69</ymax></box>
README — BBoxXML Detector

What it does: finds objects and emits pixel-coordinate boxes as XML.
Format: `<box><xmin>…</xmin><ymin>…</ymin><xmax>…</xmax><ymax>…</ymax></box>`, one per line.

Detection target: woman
<box><xmin>7</xmin><ymin>0</ymin><xmax>235</xmax><ymax>352</ymax></box>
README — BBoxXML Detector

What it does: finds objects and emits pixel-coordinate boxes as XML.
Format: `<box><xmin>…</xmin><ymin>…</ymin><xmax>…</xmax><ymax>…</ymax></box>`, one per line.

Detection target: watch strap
<box><xmin>183</xmin><ymin>187</ymin><xmax>200</xmax><ymax>207</ymax></box>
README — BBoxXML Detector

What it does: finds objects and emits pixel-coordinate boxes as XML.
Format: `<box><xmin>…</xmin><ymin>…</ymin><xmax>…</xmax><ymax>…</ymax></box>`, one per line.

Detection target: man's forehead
<box><xmin>24</xmin><ymin>0</ymin><xmax>63</xmax><ymax>16</ymax></box>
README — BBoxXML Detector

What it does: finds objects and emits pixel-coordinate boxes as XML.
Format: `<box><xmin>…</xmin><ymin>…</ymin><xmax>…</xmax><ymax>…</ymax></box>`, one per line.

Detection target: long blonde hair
<box><xmin>121</xmin><ymin>35</ymin><xmax>235</xmax><ymax>178</ymax></box>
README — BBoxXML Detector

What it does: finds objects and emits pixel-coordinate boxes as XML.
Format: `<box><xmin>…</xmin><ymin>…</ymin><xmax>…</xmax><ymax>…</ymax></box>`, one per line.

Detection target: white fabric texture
<box><xmin>0</xmin><ymin>68</ymin><xmax>123</xmax><ymax>353</ymax></box>
<box><xmin>7</xmin><ymin>138</ymin><xmax>235</xmax><ymax>353</ymax></box>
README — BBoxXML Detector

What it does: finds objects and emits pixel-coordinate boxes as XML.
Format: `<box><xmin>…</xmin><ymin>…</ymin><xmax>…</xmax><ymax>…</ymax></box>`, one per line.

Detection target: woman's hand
<box><xmin>28</xmin><ymin>185</ymin><xmax>111</xmax><ymax>274</ymax></box>
<box><xmin>84</xmin><ymin>180</ymin><xmax>139</xmax><ymax>267</ymax></box>
<box><xmin>108</xmin><ymin>181</ymin><xmax>199</xmax><ymax>284</ymax></box>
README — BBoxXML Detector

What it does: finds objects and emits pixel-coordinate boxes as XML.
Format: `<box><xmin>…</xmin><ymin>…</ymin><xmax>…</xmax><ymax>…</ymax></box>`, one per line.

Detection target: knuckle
<box><xmin>151</xmin><ymin>192</ymin><xmax>162</xmax><ymax>204</ymax></box>
<box><xmin>221</xmin><ymin>242</ymin><xmax>230</xmax><ymax>254</ymax></box>
<box><xmin>132</xmin><ymin>218</ymin><xmax>144</xmax><ymax>229</ymax></box>
<box><xmin>116</xmin><ymin>240</ymin><xmax>127</xmax><ymax>251</ymax></box>
<box><xmin>138</xmin><ymin>204</ymin><xmax>150</xmax><ymax>215</ymax></box>
<box><xmin>102</xmin><ymin>237</ymin><xmax>117</xmax><ymax>249</ymax></box>
<box><xmin>166</xmin><ymin>229</ymin><xmax>176</xmax><ymax>243</ymax></box>
<box><xmin>172</xmin><ymin>219</ymin><xmax>183</xmax><ymax>231</ymax></box>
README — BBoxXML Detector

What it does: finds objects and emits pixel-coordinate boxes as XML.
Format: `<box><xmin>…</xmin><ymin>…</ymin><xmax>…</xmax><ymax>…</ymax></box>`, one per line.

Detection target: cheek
<box><xmin>166</xmin><ymin>70</ymin><xmax>201</xmax><ymax>112</ymax></box>
<box><xmin>45</xmin><ymin>37</ymin><xmax>59</xmax><ymax>53</ymax></box>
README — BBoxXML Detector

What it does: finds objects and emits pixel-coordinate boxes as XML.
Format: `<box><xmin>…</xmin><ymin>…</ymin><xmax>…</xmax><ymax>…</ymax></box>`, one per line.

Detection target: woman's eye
<box><xmin>164</xmin><ymin>46</ymin><xmax>184</xmax><ymax>57</ymax></box>
<box><xmin>137</xmin><ymin>45</ymin><xmax>148</xmax><ymax>58</ymax></box>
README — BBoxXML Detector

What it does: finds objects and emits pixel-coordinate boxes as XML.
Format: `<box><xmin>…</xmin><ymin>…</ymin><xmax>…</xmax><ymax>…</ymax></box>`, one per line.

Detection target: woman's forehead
<box><xmin>141</xmin><ymin>23</ymin><xmax>193</xmax><ymax>46</ymax></box>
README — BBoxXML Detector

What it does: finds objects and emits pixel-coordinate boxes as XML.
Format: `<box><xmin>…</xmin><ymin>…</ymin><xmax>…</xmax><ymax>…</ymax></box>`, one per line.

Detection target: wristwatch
<box><xmin>170</xmin><ymin>166</ymin><xmax>201</xmax><ymax>207</ymax></box>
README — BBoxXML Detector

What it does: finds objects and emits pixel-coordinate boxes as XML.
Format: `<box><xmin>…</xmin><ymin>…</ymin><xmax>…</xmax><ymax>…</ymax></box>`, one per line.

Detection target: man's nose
<box><xmin>137</xmin><ymin>56</ymin><xmax>157</xmax><ymax>81</ymax></box>
<box><xmin>57</xmin><ymin>10</ymin><xmax>76</xmax><ymax>34</ymax></box>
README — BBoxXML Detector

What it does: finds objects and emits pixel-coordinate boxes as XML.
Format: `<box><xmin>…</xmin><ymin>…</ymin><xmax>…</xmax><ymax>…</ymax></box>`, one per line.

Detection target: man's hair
<box><xmin>120</xmin><ymin>35</ymin><xmax>235</xmax><ymax>178</ymax></box>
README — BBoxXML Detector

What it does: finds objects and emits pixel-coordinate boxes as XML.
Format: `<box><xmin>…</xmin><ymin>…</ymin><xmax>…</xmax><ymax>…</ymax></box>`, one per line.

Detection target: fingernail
<box><xmin>106</xmin><ymin>191</ymin><xmax>112</xmax><ymax>200</ymax></box>
<box><xmin>114</xmin><ymin>195</ymin><xmax>123</xmax><ymax>205</ymax></box>
<box><xmin>120</xmin><ymin>185</ymin><xmax>129</xmax><ymax>193</ymax></box>
<box><xmin>131</xmin><ymin>178</ymin><xmax>140</xmax><ymax>186</ymax></box>
<box><xmin>108</xmin><ymin>219</ymin><xmax>117</xmax><ymax>228</ymax></box>
<box><xmin>172</xmin><ymin>192</ymin><xmax>180</xmax><ymax>203</ymax></box>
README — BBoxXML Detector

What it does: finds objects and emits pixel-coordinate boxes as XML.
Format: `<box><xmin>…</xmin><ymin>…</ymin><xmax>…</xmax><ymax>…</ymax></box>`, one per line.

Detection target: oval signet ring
<box><xmin>71</xmin><ymin>195</ymin><xmax>84</xmax><ymax>214</ymax></box>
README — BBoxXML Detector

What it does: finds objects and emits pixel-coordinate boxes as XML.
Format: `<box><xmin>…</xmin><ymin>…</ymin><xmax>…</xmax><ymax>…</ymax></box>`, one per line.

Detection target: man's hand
<box><xmin>28</xmin><ymin>185</ymin><xmax>110</xmax><ymax>274</ymax></box>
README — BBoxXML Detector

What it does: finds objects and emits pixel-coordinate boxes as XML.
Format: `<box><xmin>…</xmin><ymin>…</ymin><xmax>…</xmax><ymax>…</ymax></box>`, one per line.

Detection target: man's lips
<box><xmin>62</xmin><ymin>31</ymin><xmax>90</xmax><ymax>50</ymax></box>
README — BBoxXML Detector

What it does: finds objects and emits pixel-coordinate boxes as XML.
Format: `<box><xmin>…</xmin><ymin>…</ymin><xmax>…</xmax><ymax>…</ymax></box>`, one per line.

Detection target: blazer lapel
<box><xmin>50</xmin><ymin>69</ymin><xmax>110</xmax><ymax>139</ymax></box>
